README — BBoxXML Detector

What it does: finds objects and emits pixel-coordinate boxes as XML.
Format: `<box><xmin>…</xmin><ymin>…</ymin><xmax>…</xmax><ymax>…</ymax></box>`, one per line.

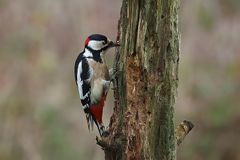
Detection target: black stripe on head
<box><xmin>84</xmin><ymin>47</ymin><xmax>103</xmax><ymax>63</ymax></box>
<box><xmin>88</xmin><ymin>34</ymin><xmax>108</xmax><ymax>44</ymax></box>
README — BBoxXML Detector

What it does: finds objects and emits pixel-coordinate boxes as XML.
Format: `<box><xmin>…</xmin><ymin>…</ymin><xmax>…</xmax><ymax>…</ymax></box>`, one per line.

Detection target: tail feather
<box><xmin>86</xmin><ymin>113</ymin><xmax>103</xmax><ymax>136</ymax></box>
<box><xmin>91</xmin><ymin>116</ymin><xmax>94</xmax><ymax>130</ymax></box>
<box><xmin>86</xmin><ymin>113</ymin><xmax>94</xmax><ymax>131</ymax></box>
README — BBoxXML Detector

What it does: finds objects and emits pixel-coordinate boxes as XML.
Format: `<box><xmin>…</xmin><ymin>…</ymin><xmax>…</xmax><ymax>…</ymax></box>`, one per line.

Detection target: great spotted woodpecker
<box><xmin>74</xmin><ymin>34</ymin><xmax>119</xmax><ymax>136</ymax></box>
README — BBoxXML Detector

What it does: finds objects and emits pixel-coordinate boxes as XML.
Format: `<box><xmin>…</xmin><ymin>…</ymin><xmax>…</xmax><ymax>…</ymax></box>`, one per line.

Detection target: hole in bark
<box><xmin>174</xmin><ymin>21</ymin><xmax>177</xmax><ymax>28</ymax></box>
<box><xmin>161</xmin><ymin>15</ymin><xmax>165</xmax><ymax>19</ymax></box>
<box><xmin>167</xmin><ymin>43</ymin><xmax>171</xmax><ymax>53</ymax></box>
<box><xmin>144</xmin><ymin>86</ymin><xmax>148</xmax><ymax>90</ymax></box>
<box><xmin>135</xmin><ymin>111</ymin><xmax>139</xmax><ymax>120</ymax></box>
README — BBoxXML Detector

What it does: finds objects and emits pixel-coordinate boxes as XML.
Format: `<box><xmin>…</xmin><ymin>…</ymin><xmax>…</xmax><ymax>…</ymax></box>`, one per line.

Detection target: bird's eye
<box><xmin>102</xmin><ymin>41</ymin><xmax>107</xmax><ymax>45</ymax></box>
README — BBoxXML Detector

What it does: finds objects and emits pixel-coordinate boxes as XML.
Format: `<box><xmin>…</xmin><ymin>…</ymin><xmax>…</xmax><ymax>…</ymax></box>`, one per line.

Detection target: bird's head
<box><xmin>84</xmin><ymin>34</ymin><xmax>120</xmax><ymax>52</ymax></box>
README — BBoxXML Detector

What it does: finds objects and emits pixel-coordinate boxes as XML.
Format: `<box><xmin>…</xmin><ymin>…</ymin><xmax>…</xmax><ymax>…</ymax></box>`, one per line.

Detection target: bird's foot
<box><xmin>102</xmin><ymin>130</ymin><xmax>110</xmax><ymax>137</ymax></box>
<box><xmin>109</xmin><ymin>68</ymin><xmax>118</xmax><ymax>81</ymax></box>
<box><xmin>100</xmin><ymin>125</ymin><xmax>110</xmax><ymax>137</ymax></box>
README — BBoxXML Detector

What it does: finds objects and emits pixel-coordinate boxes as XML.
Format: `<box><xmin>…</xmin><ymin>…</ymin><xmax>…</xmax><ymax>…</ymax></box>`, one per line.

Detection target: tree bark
<box><xmin>100</xmin><ymin>0</ymin><xmax>180</xmax><ymax>159</ymax></box>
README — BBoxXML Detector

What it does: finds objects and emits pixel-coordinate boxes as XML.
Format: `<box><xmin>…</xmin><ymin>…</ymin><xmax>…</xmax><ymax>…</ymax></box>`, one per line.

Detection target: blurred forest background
<box><xmin>0</xmin><ymin>0</ymin><xmax>239</xmax><ymax>160</ymax></box>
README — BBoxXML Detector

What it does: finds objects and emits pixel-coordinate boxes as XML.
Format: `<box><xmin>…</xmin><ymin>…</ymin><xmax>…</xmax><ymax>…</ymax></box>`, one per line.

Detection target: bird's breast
<box><xmin>88</xmin><ymin>59</ymin><xmax>110</xmax><ymax>81</ymax></box>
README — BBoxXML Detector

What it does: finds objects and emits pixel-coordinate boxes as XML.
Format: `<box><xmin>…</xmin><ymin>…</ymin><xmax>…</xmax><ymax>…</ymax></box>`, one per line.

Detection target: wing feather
<box><xmin>75</xmin><ymin>55</ymin><xmax>96</xmax><ymax>130</ymax></box>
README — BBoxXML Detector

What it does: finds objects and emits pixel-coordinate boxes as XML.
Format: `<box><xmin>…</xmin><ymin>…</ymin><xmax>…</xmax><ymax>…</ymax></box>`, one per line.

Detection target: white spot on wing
<box><xmin>76</xmin><ymin>61</ymin><xmax>89</xmax><ymax>100</ymax></box>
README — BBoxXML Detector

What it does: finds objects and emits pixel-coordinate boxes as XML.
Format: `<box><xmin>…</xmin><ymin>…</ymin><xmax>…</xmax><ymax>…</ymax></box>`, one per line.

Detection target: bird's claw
<box><xmin>109</xmin><ymin>68</ymin><xmax>118</xmax><ymax>81</ymax></box>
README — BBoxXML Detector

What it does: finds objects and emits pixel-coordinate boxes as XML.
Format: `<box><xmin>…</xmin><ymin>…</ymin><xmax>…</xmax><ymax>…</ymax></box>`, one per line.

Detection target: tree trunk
<box><xmin>101</xmin><ymin>0</ymin><xmax>180</xmax><ymax>159</ymax></box>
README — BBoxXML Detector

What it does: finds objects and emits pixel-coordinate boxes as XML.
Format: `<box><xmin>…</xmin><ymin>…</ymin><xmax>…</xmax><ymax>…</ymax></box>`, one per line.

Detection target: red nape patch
<box><xmin>90</xmin><ymin>96</ymin><xmax>106</xmax><ymax>124</ymax></box>
<box><xmin>84</xmin><ymin>37</ymin><xmax>90</xmax><ymax>46</ymax></box>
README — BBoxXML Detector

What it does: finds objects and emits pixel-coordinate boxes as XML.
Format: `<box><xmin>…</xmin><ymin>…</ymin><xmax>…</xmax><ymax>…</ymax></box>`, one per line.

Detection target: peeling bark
<box><xmin>101</xmin><ymin>0</ymin><xmax>181</xmax><ymax>159</ymax></box>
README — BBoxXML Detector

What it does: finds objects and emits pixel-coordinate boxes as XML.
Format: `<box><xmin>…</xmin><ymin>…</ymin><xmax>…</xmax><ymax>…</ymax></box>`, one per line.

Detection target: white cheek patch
<box><xmin>88</xmin><ymin>40</ymin><xmax>106</xmax><ymax>51</ymax></box>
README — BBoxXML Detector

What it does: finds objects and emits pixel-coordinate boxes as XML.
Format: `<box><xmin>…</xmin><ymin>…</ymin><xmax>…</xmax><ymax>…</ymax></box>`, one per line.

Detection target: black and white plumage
<box><xmin>74</xmin><ymin>34</ymin><xmax>120</xmax><ymax>136</ymax></box>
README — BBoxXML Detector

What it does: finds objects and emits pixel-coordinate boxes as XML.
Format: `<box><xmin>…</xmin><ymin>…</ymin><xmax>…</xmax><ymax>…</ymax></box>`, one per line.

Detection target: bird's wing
<box><xmin>75</xmin><ymin>56</ymin><xmax>95</xmax><ymax>130</ymax></box>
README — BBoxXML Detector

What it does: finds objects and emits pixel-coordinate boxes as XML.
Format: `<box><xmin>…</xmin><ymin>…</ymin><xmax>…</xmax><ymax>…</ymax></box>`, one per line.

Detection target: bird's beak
<box><xmin>108</xmin><ymin>41</ymin><xmax>120</xmax><ymax>48</ymax></box>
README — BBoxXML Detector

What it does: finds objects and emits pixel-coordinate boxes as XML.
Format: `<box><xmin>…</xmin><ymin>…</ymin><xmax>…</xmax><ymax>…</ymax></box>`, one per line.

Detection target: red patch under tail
<box><xmin>90</xmin><ymin>96</ymin><xmax>106</xmax><ymax>124</ymax></box>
